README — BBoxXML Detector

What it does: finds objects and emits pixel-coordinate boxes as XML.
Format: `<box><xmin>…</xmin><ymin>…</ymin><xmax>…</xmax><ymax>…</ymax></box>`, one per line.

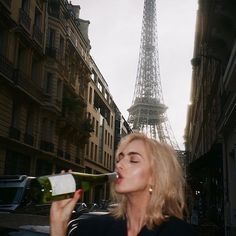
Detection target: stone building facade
<box><xmin>0</xmin><ymin>0</ymin><xmax>131</xmax><ymax>202</ymax></box>
<box><xmin>185</xmin><ymin>0</ymin><xmax>236</xmax><ymax>234</ymax></box>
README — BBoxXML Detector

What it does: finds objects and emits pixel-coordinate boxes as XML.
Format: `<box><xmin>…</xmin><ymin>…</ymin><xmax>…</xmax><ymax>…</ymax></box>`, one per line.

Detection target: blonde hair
<box><xmin>110</xmin><ymin>132</ymin><xmax>185</xmax><ymax>229</ymax></box>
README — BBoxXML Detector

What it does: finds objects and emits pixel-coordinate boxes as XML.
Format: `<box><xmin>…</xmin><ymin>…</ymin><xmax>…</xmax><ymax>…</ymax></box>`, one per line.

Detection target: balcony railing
<box><xmin>64</xmin><ymin>152</ymin><xmax>71</xmax><ymax>160</ymax></box>
<box><xmin>9</xmin><ymin>126</ymin><xmax>21</xmax><ymax>140</ymax></box>
<box><xmin>0</xmin><ymin>53</ymin><xmax>14</xmax><ymax>80</ymax></box>
<box><xmin>33</xmin><ymin>24</ymin><xmax>43</xmax><ymax>45</ymax></box>
<box><xmin>24</xmin><ymin>133</ymin><xmax>34</xmax><ymax>146</ymax></box>
<box><xmin>46</xmin><ymin>47</ymin><xmax>58</xmax><ymax>59</ymax></box>
<box><xmin>19</xmin><ymin>8</ymin><xmax>31</xmax><ymax>32</ymax></box>
<box><xmin>57</xmin><ymin>149</ymin><xmax>64</xmax><ymax>158</ymax></box>
<box><xmin>76</xmin><ymin>158</ymin><xmax>83</xmax><ymax>165</ymax></box>
<box><xmin>14</xmin><ymin>69</ymin><xmax>44</xmax><ymax>102</ymax></box>
<box><xmin>40</xmin><ymin>140</ymin><xmax>54</xmax><ymax>152</ymax></box>
<box><xmin>1</xmin><ymin>0</ymin><xmax>12</xmax><ymax>10</ymax></box>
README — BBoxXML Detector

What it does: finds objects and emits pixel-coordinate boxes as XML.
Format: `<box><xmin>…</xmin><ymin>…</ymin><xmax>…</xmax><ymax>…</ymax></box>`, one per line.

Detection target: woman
<box><xmin>50</xmin><ymin>133</ymin><xmax>196</xmax><ymax>236</ymax></box>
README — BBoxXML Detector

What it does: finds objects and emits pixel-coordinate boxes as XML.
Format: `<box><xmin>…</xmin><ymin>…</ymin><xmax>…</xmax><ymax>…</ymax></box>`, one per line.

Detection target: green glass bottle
<box><xmin>30</xmin><ymin>172</ymin><xmax>118</xmax><ymax>204</ymax></box>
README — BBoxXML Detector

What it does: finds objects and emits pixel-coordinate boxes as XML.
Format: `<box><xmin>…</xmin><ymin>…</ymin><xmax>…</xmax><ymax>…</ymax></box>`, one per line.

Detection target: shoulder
<box><xmin>69</xmin><ymin>214</ymin><xmax>126</xmax><ymax>236</ymax></box>
<box><xmin>157</xmin><ymin>217</ymin><xmax>197</xmax><ymax>236</ymax></box>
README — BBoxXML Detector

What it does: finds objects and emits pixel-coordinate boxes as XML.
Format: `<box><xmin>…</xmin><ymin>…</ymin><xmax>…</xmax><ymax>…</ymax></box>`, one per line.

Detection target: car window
<box><xmin>0</xmin><ymin>187</ymin><xmax>23</xmax><ymax>204</ymax></box>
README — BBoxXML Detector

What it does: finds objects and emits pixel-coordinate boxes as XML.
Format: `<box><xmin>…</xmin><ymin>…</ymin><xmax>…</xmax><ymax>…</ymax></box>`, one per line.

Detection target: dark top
<box><xmin>69</xmin><ymin>214</ymin><xmax>197</xmax><ymax>236</ymax></box>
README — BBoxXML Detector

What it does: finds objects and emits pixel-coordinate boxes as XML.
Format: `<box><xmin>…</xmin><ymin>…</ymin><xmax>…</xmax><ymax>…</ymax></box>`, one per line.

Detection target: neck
<box><xmin>126</xmin><ymin>192</ymin><xmax>150</xmax><ymax>235</ymax></box>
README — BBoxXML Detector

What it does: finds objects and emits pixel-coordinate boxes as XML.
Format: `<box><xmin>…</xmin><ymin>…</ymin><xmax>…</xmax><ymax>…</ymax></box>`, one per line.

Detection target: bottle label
<box><xmin>48</xmin><ymin>174</ymin><xmax>76</xmax><ymax>196</ymax></box>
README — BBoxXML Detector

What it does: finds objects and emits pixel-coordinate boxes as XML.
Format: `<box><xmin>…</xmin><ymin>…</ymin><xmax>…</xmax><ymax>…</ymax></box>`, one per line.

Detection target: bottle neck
<box><xmin>70</xmin><ymin>171</ymin><xmax>118</xmax><ymax>183</ymax></box>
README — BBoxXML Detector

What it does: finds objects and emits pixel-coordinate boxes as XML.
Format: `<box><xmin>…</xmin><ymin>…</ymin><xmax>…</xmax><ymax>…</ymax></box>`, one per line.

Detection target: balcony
<box><xmin>46</xmin><ymin>47</ymin><xmax>58</xmax><ymax>59</ymax></box>
<box><xmin>76</xmin><ymin>158</ymin><xmax>83</xmax><ymax>165</ymax></box>
<box><xmin>64</xmin><ymin>152</ymin><xmax>71</xmax><ymax>160</ymax></box>
<box><xmin>40</xmin><ymin>140</ymin><xmax>54</xmax><ymax>152</ymax></box>
<box><xmin>0</xmin><ymin>53</ymin><xmax>14</xmax><ymax>80</ymax></box>
<box><xmin>43</xmin><ymin>94</ymin><xmax>62</xmax><ymax>112</ymax></box>
<box><xmin>19</xmin><ymin>8</ymin><xmax>31</xmax><ymax>32</ymax></box>
<box><xmin>57</xmin><ymin>149</ymin><xmax>64</xmax><ymax>158</ymax></box>
<box><xmin>1</xmin><ymin>0</ymin><xmax>12</xmax><ymax>10</ymax></box>
<box><xmin>24</xmin><ymin>133</ymin><xmax>34</xmax><ymax>146</ymax></box>
<box><xmin>14</xmin><ymin>69</ymin><xmax>44</xmax><ymax>103</ymax></box>
<box><xmin>33</xmin><ymin>24</ymin><xmax>43</xmax><ymax>45</ymax></box>
<box><xmin>9</xmin><ymin>126</ymin><xmax>21</xmax><ymax>140</ymax></box>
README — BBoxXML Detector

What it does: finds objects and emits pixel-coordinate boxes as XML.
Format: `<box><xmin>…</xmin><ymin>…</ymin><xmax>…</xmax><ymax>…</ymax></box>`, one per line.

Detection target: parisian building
<box><xmin>84</xmin><ymin>58</ymin><xmax>116</xmax><ymax>203</ymax></box>
<box><xmin>185</xmin><ymin>0</ymin><xmax>236</xmax><ymax>235</ymax></box>
<box><xmin>0</xmin><ymin>0</ymin><xmax>131</xmax><ymax>202</ymax></box>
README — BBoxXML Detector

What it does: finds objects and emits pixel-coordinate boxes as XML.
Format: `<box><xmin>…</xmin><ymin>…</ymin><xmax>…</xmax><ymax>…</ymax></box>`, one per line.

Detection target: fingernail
<box><xmin>76</xmin><ymin>189</ymin><xmax>83</xmax><ymax>195</ymax></box>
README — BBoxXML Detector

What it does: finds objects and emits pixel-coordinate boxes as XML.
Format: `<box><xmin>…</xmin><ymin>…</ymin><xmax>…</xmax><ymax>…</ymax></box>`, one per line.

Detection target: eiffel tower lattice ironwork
<box><xmin>127</xmin><ymin>0</ymin><xmax>180</xmax><ymax>150</ymax></box>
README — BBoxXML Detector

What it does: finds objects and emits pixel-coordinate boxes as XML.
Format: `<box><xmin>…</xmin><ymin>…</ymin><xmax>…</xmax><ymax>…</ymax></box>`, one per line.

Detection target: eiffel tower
<box><xmin>127</xmin><ymin>0</ymin><xmax>180</xmax><ymax>150</ymax></box>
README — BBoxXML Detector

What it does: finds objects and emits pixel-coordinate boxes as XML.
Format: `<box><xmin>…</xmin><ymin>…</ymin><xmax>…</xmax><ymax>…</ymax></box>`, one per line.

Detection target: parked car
<box><xmin>0</xmin><ymin>175</ymin><xmax>51</xmax><ymax>215</ymax></box>
<box><xmin>0</xmin><ymin>175</ymin><xmax>35</xmax><ymax>212</ymax></box>
<box><xmin>0</xmin><ymin>212</ymin><xmax>49</xmax><ymax>236</ymax></box>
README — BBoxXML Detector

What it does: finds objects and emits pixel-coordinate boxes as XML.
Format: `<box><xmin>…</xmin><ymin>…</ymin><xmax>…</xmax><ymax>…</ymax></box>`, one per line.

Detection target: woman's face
<box><xmin>114</xmin><ymin>139</ymin><xmax>153</xmax><ymax>195</ymax></box>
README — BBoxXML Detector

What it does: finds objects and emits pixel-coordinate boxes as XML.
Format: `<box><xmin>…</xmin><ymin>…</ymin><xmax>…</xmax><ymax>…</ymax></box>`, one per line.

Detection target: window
<box><xmin>25</xmin><ymin>108</ymin><xmax>34</xmax><ymax>135</ymax></box>
<box><xmin>48</xmin><ymin>28</ymin><xmax>55</xmax><ymax>48</ymax></box>
<box><xmin>44</xmin><ymin>72</ymin><xmax>53</xmax><ymax>94</ymax></box>
<box><xmin>31</xmin><ymin>57</ymin><xmax>40</xmax><ymax>82</ymax></box>
<box><xmin>11</xmin><ymin>101</ymin><xmax>20</xmax><ymax>128</ymax></box>
<box><xmin>111</xmin><ymin>115</ymin><xmax>113</xmax><ymax>128</ymax></box>
<box><xmin>5</xmin><ymin>151</ymin><xmax>31</xmax><ymax>175</ymax></box>
<box><xmin>97</xmin><ymin>81</ymin><xmax>103</xmax><ymax>93</ymax></box>
<box><xmin>90</xmin><ymin>142</ymin><xmax>94</xmax><ymax>160</ymax></box>
<box><xmin>59</xmin><ymin>35</ymin><xmax>64</xmax><ymax>60</ymax></box>
<box><xmin>41</xmin><ymin>118</ymin><xmax>54</xmax><ymax>142</ymax></box>
<box><xmin>41</xmin><ymin>118</ymin><xmax>47</xmax><ymax>139</ymax></box>
<box><xmin>49</xmin><ymin>121</ymin><xmax>54</xmax><ymax>142</ymax></box>
<box><xmin>105</xmin><ymin>91</ymin><xmax>109</xmax><ymax>100</ymax></box>
<box><xmin>56</xmin><ymin>79</ymin><xmax>62</xmax><ymax>101</ymax></box>
<box><xmin>65</xmin><ymin>142</ymin><xmax>71</xmax><ymax>160</ymax></box>
<box><xmin>107</xmin><ymin>153</ymin><xmax>110</xmax><ymax>167</ymax></box>
<box><xmin>94</xmin><ymin>144</ymin><xmax>97</xmax><ymax>162</ymax></box>
<box><xmin>110</xmin><ymin>135</ymin><xmax>113</xmax><ymax>149</ymax></box>
<box><xmin>105</xmin><ymin>130</ymin><xmax>107</xmax><ymax>145</ymax></box>
<box><xmin>104</xmin><ymin>151</ymin><xmax>106</xmax><ymax>165</ymax></box>
<box><xmin>0</xmin><ymin>30</ymin><xmax>5</xmax><ymax>54</ymax></box>
<box><xmin>17</xmin><ymin>46</ymin><xmax>27</xmax><ymax>71</ymax></box>
<box><xmin>48</xmin><ymin>1</ymin><xmax>59</xmax><ymax>17</ymax></box>
<box><xmin>34</xmin><ymin>7</ymin><xmax>41</xmax><ymax>28</ymax></box>
<box><xmin>92</xmin><ymin>117</ymin><xmax>95</xmax><ymax>131</ymax></box>
<box><xmin>22</xmin><ymin>0</ymin><xmax>29</xmax><ymax>12</ymax></box>
<box><xmin>95</xmin><ymin>121</ymin><xmax>98</xmax><ymax>137</ymax></box>
<box><xmin>57</xmin><ymin>135</ymin><xmax>64</xmax><ymax>157</ymax></box>
<box><xmin>89</xmin><ymin>87</ymin><xmax>92</xmax><ymax>104</ymax></box>
<box><xmin>86</xmin><ymin>142</ymin><xmax>89</xmax><ymax>156</ymax></box>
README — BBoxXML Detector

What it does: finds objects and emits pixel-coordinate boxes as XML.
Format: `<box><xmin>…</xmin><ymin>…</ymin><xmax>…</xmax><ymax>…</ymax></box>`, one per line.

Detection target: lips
<box><xmin>114</xmin><ymin>172</ymin><xmax>123</xmax><ymax>184</ymax></box>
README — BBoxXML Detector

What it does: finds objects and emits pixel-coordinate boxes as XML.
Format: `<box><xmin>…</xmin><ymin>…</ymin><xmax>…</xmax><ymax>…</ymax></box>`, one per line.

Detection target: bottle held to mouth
<box><xmin>30</xmin><ymin>171</ymin><xmax>118</xmax><ymax>204</ymax></box>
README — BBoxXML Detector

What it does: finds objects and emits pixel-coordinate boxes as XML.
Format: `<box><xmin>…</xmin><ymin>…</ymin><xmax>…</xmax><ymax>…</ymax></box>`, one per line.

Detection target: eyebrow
<box><xmin>118</xmin><ymin>151</ymin><xmax>143</xmax><ymax>158</ymax></box>
<box><xmin>128</xmin><ymin>151</ymin><xmax>143</xmax><ymax>157</ymax></box>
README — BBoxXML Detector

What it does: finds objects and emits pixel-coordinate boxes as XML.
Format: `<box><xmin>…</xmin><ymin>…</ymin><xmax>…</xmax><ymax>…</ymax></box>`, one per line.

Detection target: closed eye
<box><xmin>129</xmin><ymin>155</ymin><xmax>140</xmax><ymax>163</ymax></box>
<box><xmin>130</xmin><ymin>160</ymin><xmax>139</xmax><ymax>163</ymax></box>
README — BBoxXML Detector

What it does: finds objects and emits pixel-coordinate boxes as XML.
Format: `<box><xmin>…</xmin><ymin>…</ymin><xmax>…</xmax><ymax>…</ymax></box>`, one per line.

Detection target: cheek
<box><xmin>130</xmin><ymin>167</ymin><xmax>151</xmax><ymax>183</ymax></box>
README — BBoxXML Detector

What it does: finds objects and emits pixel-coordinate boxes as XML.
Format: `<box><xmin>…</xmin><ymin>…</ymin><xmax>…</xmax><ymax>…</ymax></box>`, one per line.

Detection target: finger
<box><xmin>65</xmin><ymin>189</ymin><xmax>82</xmax><ymax>211</ymax></box>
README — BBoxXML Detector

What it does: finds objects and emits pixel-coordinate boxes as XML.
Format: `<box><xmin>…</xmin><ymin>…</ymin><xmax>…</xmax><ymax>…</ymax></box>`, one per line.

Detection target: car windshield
<box><xmin>0</xmin><ymin>187</ymin><xmax>23</xmax><ymax>204</ymax></box>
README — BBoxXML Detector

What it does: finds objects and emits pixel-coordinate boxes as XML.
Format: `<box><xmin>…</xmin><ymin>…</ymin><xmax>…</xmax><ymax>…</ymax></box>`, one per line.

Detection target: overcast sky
<box><xmin>72</xmin><ymin>0</ymin><xmax>198</xmax><ymax>149</ymax></box>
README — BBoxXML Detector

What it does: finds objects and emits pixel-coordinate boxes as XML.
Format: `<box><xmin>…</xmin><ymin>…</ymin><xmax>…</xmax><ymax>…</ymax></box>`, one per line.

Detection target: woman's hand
<box><xmin>50</xmin><ymin>189</ymin><xmax>82</xmax><ymax>236</ymax></box>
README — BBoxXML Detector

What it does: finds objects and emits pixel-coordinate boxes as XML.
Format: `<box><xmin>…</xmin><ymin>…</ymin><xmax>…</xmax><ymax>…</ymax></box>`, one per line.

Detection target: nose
<box><xmin>115</xmin><ymin>161</ymin><xmax>122</xmax><ymax>170</ymax></box>
<box><xmin>115</xmin><ymin>158</ymin><xmax>125</xmax><ymax>170</ymax></box>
